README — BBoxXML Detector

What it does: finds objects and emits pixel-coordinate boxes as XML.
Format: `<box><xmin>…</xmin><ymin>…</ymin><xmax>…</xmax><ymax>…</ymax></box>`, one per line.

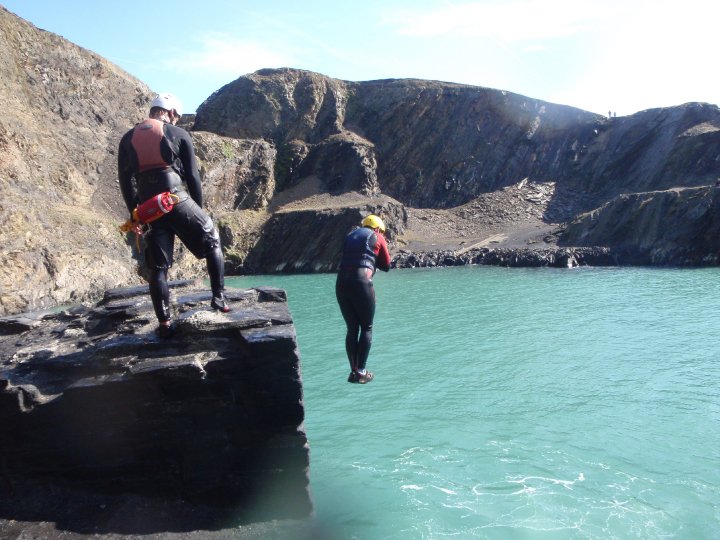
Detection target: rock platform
<box><xmin>0</xmin><ymin>280</ymin><xmax>313</xmax><ymax>536</ymax></box>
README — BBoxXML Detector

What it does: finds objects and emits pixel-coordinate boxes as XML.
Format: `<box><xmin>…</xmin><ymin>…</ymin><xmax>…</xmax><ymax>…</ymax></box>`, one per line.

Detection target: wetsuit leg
<box><xmin>149</xmin><ymin>268</ymin><xmax>171</xmax><ymax>322</ymax></box>
<box><xmin>353</xmin><ymin>279</ymin><xmax>375</xmax><ymax>371</ymax></box>
<box><xmin>206</xmin><ymin>245</ymin><xmax>225</xmax><ymax>297</ymax></box>
<box><xmin>170</xmin><ymin>198</ymin><xmax>217</xmax><ymax>259</ymax></box>
<box><xmin>144</xmin><ymin>224</ymin><xmax>175</xmax><ymax>323</ymax></box>
<box><xmin>336</xmin><ymin>275</ymin><xmax>376</xmax><ymax>371</ymax></box>
<box><xmin>169</xmin><ymin>198</ymin><xmax>226</xmax><ymax>297</ymax></box>
<box><xmin>336</xmin><ymin>281</ymin><xmax>360</xmax><ymax>371</ymax></box>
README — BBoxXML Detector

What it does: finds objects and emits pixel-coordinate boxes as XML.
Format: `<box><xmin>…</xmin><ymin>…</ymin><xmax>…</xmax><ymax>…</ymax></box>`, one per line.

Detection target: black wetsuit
<box><xmin>336</xmin><ymin>227</ymin><xmax>391</xmax><ymax>373</ymax></box>
<box><xmin>118</xmin><ymin>118</ymin><xmax>224</xmax><ymax>322</ymax></box>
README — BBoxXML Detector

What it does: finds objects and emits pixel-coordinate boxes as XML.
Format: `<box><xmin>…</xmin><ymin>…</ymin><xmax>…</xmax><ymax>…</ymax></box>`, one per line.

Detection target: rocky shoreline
<box><xmin>391</xmin><ymin>246</ymin><xmax>617</xmax><ymax>269</ymax></box>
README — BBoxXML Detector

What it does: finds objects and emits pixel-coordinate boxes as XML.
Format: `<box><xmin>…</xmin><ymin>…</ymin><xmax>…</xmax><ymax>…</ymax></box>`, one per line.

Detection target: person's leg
<box><xmin>171</xmin><ymin>198</ymin><xmax>230</xmax><ymax>312</ymax></box>
<box><xmin>353</xmin><ymin>279</ymin><xmax>376</xmax><ymax>373</ymax></box>
<box><xmin>206</xmin><ymin>244</ymin><xmax>229</xmax><ymax>312</ymax></box>
<box><xmin>149</xmin><ymin>267</ymin><xmax>171</xmax><ymax>321</ymax></box>
<box><xmin>336</xmin><ymin>278</ymin><xmax>360</xmax><ymax>372</ymax></box>
<box><xmin>144</xmin><ymin>225</ymin><xmax>175</xmax><ymax>336</ymax></box>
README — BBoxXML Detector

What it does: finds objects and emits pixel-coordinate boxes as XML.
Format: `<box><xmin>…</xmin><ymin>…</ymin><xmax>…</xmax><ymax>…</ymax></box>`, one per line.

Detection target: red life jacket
<box><xmin>131</xmin><ymin>118</ymin><xmax>170</xmax><ymax>172</ymax></box>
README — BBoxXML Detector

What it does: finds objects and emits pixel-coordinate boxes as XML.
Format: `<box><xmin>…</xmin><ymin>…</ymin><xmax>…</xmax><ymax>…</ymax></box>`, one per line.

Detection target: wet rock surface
<box><xmin>0</xmin><ymin>280</ymin><xmax>313</xmax><ymax>536</ymax></box>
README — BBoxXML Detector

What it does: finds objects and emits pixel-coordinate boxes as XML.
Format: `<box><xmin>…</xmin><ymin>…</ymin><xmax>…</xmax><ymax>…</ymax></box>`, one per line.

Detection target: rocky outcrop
<box><xmin>193</xmin><ymin>132</ymin><xmax>277</xmax><ymax>211</ymax></box>
<box><xmin>241</xmin><ymin>196</ymin><xmax>406</xmax><ymax>274</ymax></box>
<box><xmin>560</xmin><ymin>185</ymin><xmax>720</xmax><ymax>265</ymax></box>
<box><xmin>0</xmin><ymin>281</ymin><xmax>312</xmax><ymax>530</ymax></box>
<box><xmin>294</xmin><ymin>133</ymin><xmax>379</xmax><ymax>196</ymax></box>
<box><xmin>196</xmin><ymin>70</ymin><xmax>380</xmax><ymax>201</ymax></box>
<box><xmin>196</xmin><ymin>69</ymin><xmax>348</xmax><ymax>144</ymax></box>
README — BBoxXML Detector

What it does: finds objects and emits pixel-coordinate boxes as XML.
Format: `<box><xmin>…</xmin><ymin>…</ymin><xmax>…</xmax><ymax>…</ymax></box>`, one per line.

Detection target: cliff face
<box><xmin>343</xmin><ymin>79</ymin><xmax>604</xmax><ymax>211</ymax></box>
<box><xmin>195</xmin><ymin>70</ymin><xmax>603</xmax><ymax>213</ymax></box>
<box><xmin>568</xmin><ymin>105</ymin><xmax>720</xmax><ymax>199</ymax></box>
<box><xmin>196</xmin><ymin>69</ymin><xmax>719</xmax><ymax>217</ymax></box>
<box><xmin>194</xmin><ymin>68</ymin><xmax>720</xmax><ymax>271</ymax></box>
<box><xmin>560</xmin><ymin>186</ymin><xmax>720</xmax><ymax>265</ymax></box>
<box><xmin>2</xmin><ymin>3</ymin><xmax>720</xmax><ymax>316</ymax></box>
<box><xmin>241</xmin><ymin>197</ymin><xmax>407</xmax><ymax>274</ymax></box>
<box><xmin>0</xmin><ymin>7</ymin><xmax>153</xmax><ymax>314</ymax></box>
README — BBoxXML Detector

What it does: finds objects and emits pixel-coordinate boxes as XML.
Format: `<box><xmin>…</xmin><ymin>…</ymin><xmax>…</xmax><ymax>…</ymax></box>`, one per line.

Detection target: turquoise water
<box><xmin>227</xmin><ymin>266</ymin><xmax>720</xmax><ymax>539</ymax></box>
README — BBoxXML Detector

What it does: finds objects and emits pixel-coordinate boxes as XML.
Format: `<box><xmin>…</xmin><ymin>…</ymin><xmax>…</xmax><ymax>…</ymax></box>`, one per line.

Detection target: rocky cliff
<box><xmin>0</xmin><ymin>6</ymin><xmax>152</xmax><ymax>315</ymax></box>
<box><xmin>195</xmin><ymin>68</ymin><xmax>720</xmax><ymax>271</ymax></box>
<box><xmin>2</xmin><ymin>5</ymin><xmax>719</xmax><ymax>316</ymax></box>
<box><xmin>560</xmin><ymin>185</ymin><xmax>720</xmax><ymax>265</ymax></box>
<box><xmin>0</xmin><ymin>7</ymin><xmax>282</xmax><ymax>316</ymax></box>
<box><xmin>196</xmin><ymin>68</ymin><xmax>720</xmax><ymax>213</ymax></box>
<box><xmin>0</xmin><ymin>281</ymin><xmax>312</xmax><ymax>534</ymax></box>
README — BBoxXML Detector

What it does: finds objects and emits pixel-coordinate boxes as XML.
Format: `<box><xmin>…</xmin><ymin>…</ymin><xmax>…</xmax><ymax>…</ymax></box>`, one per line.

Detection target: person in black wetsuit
<box><xmin>336</xmin><ymin>214</ymin><xmax>391</xmax><ymax>384</ymax></box>
<box><xmin>118</xmin><ymin>93</ymin><xmax>230</xmax><ymax>338</ymax></box>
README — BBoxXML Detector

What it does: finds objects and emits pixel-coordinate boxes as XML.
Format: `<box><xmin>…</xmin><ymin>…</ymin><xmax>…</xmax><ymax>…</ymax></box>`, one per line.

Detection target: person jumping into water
<box><xmin>336</xmin><ymin>214</ymin><xmax>391</xmax><ymax>384</ymax></box>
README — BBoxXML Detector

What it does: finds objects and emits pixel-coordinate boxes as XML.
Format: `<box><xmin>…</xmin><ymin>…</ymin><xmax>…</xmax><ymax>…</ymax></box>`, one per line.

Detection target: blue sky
<box><xmin>4</xmin><ymin>0</ymin><xmax>718</xmax><ymax>116</ymax></box>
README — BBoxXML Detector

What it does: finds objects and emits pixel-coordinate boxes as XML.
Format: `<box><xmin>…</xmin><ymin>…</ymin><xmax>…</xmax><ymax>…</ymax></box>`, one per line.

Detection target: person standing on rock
<box><xmin>336</xmin><ymin>214</ymin><xmax>391</xmax><ymax>384</ymax></box>
<box><xmin>118</xmin><ymin>92</ymin><xmax>230</xmax><ymax>338</ymax></box>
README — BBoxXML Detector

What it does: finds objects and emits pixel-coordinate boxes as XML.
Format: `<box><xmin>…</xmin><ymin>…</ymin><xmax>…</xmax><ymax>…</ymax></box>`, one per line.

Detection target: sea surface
<box><xmin>227</xmin><ymin>266</ymin><xmax>720</xmax><ymax>539</ymax></box>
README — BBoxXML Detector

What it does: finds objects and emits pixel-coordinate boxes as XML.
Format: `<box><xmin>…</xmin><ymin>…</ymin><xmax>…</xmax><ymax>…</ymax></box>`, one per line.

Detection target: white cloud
<box><xmin>379</xmin><ymin>0</ymin><xmax>718</xmax><ymax>114</ymax></box>
<box><xmin>383</xmin><ymin>0</ymin><xmax>608</xmax><ymax>42</ymax></box>
<box><xmin>549</xmin><ymin>0</ymin><xmax>720</xmax><ymax>114</ymax></box>
<box><xmin>163</xmin><ymin>33</ymin><xmax>292</xmax><ymax>77</ymax></box>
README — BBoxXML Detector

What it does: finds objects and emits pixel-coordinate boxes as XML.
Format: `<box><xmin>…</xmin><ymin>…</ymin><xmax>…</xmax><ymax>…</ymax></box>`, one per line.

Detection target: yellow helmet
<box><xmin>361</xmin><ymin>214</ymin><xmax>386</xmax><ymax>233</ymax></box>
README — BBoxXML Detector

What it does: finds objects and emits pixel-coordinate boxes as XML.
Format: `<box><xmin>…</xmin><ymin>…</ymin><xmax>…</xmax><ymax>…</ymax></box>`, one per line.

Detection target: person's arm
<box><xmin>118</xmin><ymin>132</ymin><xmax>138</xmax><ymax>216</ymax></box>
<box><xmin>374</xmin><ymin>232</ymin><xmax>391</xmax><ymax>272</ymax></box>
<box><xmin>175</xmin><ymin>127</ymin><xmax>203</xmax><ymax>207</ymax></box>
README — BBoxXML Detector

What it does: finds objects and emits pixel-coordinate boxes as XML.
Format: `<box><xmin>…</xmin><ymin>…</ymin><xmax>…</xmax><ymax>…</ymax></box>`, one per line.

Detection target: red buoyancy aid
<box><xmin>131</xmin><ymin>118</ymin><xmax>170</xmax><ymax>172</ymax></box>
<box><xmin>134</xmin><ymin>192</ymin><xmax>178</xmax><ymax>224</ymax></box>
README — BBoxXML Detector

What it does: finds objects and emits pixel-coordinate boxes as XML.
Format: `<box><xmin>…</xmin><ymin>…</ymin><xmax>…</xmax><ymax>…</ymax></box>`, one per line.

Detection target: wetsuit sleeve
<box><xmin>172</xmin><ymin>126</ymin><xmax>203</xmax><ymax>207</ymax></box>
<box><xmin>117</xmin><ymin>130</ymin><xmax>138</xmax><ymax>215</ymax></box>
<box><xmin>374</xmin><ymin>233</ymin><xmax>391</xmax><ymax>272</ymax></box>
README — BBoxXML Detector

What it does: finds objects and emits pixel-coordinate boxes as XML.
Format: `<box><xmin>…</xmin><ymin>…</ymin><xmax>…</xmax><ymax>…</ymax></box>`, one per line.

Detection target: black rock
<box><xmin>0</xmin><ymin>281</ymin><xmax>312</xmax><ymax>534</ymax></box>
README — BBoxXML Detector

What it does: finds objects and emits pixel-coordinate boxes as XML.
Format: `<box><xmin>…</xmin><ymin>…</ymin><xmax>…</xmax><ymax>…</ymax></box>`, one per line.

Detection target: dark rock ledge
<box><xmin>392</xmin><ymin>246</ymin><xmax>619</xmax><ymax>269</ymax></box>
<box><xmin>0</xmin><ymin>281</ymin><xmax>318</xmax><ymax>538</ymax></box>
